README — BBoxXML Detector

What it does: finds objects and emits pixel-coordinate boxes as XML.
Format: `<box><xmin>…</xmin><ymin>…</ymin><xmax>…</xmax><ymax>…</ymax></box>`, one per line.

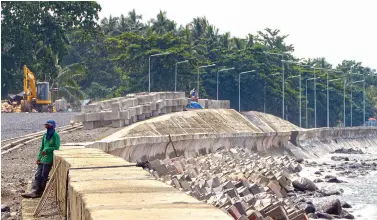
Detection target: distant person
<box><xmin>21</xmin><ymin>120</ymin><xmax>60</xmax><ymax>198</ymax></box>
<box><xmin>190</xmin><ymin>88</ymin><xmax>198</xmax><ymax>102</ymax></box>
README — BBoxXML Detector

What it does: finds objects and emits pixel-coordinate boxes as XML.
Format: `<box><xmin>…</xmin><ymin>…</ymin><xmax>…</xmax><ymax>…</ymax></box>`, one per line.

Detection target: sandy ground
<box><xmin>1</xmin><ymin>126</ymin><xmax>123</xmax><ymax>219</ymax></box>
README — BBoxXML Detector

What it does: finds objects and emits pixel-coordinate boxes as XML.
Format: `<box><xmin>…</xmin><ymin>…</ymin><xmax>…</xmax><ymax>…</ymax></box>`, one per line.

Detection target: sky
<box><xmin>97</xmin><ymin>0</ymin><xmax>377</xmax><ymax>70</ymax></box>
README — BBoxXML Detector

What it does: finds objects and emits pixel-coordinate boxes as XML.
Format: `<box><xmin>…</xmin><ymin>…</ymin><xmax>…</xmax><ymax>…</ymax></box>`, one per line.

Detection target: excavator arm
<box><xmin>23</xmin><ymin>65</ymin><xmax>36</xmax><ymax>102</ymax></box>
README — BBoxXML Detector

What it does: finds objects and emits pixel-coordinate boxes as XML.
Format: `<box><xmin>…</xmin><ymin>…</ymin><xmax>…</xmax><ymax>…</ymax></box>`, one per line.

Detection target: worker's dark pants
<box><xmin>34</xmin><ymin>163</ymin><xmax>52</xmax><ymax>194</ymax></box>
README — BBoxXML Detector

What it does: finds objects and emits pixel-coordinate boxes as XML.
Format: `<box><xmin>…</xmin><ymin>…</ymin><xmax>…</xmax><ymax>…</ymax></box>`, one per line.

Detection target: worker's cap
<box><xmin>45</xmin><ymin>120</ymin><xmax>56</xmax><ymax>128</ymax></box>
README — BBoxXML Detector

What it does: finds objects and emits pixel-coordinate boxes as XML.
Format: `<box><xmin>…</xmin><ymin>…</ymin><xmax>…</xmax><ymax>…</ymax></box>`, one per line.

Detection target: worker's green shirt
<box><xmin>37</xmin><ymin>132</ymin><xmax>60</xmax><ymax>164</ymax></box>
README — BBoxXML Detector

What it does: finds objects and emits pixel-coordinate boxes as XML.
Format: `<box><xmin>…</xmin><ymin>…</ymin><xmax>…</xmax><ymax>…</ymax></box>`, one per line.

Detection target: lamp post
<box><xmin>263</xmin><ymin>51</ymin><xmax>286</xmax><ymax>119</ymax></box>
<box><xmin>149</xmin><ymin>52</ymin><xmax>170</xmax><ymax>93</ymax></box>
<box><xmin>217</xmin><ymin>67</ymin><xmax>235</xmax><ymax>100</ymax></box>
<box><xmin>328</xmin><ymin>78</ymin><xmax>342</xmax><ymax>127</ymax></box>
<box><xmin>174</xmin><ymin>60</ymin><xmax>189</xmax><ymax>92</ymax></box>
<box><xmin>287</xmin><ymin>75</ymin><xmax>302</xmax><ymax>127</ymax></box>
<box><xmin>305</xmin><ymin>77</ymin><xmax>319</xmax><ymax>128</ymax></box>
<box><xmin>282</xmin><ymin>60</ymin><xmax>315</xmax><ymax>127</ymax></box>
<box><xmin>198</xmin><ymin>64</ymin><xmax>216</xmax><ymax>96</ymax></box>
<box><xmin>350</xmin><ymin>80</ymin><xmax>364</xmax><ymax>126</ymax></box>
<box><xmin>238</xmin><ymin>70</ymin><xmax>256</xmax><ymax>112</ymax></box>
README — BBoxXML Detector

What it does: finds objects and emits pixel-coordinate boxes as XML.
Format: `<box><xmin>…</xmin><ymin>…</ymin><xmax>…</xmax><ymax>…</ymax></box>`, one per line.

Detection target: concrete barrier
<box><xmin>53</xmin><ymin>145</ymin><xmax>231</xmax><ymax>219</ymax></box>
<box><xmin>74</xmin><ymin>92</ymin><xmax>189</xmax><ymax>130</ymax></box>
<box><xmin>198</xmin><ymin>99</ymin><xmax>230</xmax><ymax>109</ymax></box>
<box><xmin>292</xmin><ymin>127</ymin><xmax>377</xmax><ymax>157</ymax></box>
<box><xmin>87</xmin><ymin>131</ymin><xmax>291</xmax><ymax>162</ymax></box>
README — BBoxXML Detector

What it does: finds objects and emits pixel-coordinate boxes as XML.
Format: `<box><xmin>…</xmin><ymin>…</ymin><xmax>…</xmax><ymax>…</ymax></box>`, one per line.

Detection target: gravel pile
<box><xmin>1</xmin><ymin>112</ymin><xmax>78</xmax><ymax>140</ymax></box>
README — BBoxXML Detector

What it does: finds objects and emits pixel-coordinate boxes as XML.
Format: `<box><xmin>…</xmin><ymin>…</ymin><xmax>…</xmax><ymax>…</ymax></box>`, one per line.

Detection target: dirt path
<box><xmin>1</xmin><ymin>126</ymin><xmax>123</xmax><ymax>219</ymax></box>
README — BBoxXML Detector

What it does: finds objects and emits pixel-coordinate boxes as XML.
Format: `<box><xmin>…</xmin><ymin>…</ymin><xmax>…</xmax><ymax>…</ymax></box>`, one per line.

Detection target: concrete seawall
<box><xmin>86</xmin><ymin>109</ymin><xmax>377</xmax><ymax>161</ymax></box>
<box><xmin>291</xmin><ymin>127</ymin><xmax>377</xmax><ymax>157</ymax></box>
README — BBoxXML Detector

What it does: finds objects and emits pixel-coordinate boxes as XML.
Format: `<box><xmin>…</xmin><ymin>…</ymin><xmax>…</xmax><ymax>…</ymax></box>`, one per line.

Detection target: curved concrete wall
<box><xmin>90</xmin><ymin>131</ymin><xmax>291</xmax><ymax>162</ymax></box>
<box><xmin>292</xmin><ymin>127</ymin><xmax>377</xmax><ymax>157</ymax></box>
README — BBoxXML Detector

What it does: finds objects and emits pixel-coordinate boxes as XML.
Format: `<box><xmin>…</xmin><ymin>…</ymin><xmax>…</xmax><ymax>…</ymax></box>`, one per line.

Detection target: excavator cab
<box><xmin>36</xmin><ymin>82</ymin><xmax>50</xmax><ymax>102</ymax></box>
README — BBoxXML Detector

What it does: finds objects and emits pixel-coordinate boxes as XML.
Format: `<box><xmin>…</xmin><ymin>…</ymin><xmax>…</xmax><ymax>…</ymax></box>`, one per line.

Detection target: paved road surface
<box><xmin>1</xmin><ymin>112</ymin><xmax>78</xmax><ymax>140</ymax></box>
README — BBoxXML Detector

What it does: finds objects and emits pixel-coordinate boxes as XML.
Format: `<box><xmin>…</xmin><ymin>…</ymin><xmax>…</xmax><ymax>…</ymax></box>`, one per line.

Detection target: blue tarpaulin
<box><xmin>186</xmin><ymin>101</ymin><xmax>203</xmax><ymax>109</ymax></box>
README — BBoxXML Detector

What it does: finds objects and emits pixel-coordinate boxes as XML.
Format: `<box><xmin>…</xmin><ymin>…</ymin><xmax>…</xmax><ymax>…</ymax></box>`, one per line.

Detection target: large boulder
<box><xmin>317</xmin><ymin>199</ymin><xmax>342</xmax><ymax>215</ymax></box>
<box><xmin>292</xmin><ymin>177</ymin><xmax>318</xmax><ymax>192</ymax></box>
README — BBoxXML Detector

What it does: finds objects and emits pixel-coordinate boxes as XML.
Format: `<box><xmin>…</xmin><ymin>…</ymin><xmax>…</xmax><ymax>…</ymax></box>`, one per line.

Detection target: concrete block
<box><xmin>119</xmin><ymin>110</ymin><xmax>130</xmax><ymax>120</ymax></box>
<box><xmin>124</xmin><ymin>119</ymin><xmax>130</xmax><ymax>126</ymax></box>
<box><xmin>227</xmin><ymin>205</ymin><xmax>243</xmax><ymax>219</ymax></box>
<box><xmin>154</xmin><ymin>164</ymin><xmax>169</xmax><ymax>176</ymax></box>
<box><xmin>223</xmin><ymin>181</ymin><xmax>236</xmax><ymax>190</ymax></box>
<box><xmin>85</xmin><ymin>112</ymin><xmax>100</xmax><ymax>122</ymax></box>
<box><xmin>83</xmin><ymin>103</ymin><xmax>100</xmax><ymax>113</ymax></box>
<box><xmin>290</xmin><ymin>213</ymin><xmax>308</xmax><ymax>220</ymax></box>
<box><xmin>179</xmin><ymin>180</ymin><xmax>191</xmax><ymax>191</ymax></box>
<box><xmin>165</xmin><ymin>99</ymin><xmax>173</xmax><ymax>107</ymax></box>
<box><xmin>137</xmin><ymin>114</ymin><xmax>146</xmax><ymax>121</ymax></box>
<box><xmin>238</xmin><ymin>187</ymin><xmax>251</xmax><ymax>197</ymax></box>
<box><xmin>111</xmin><ymin>119</ymin><xmax>125</xmax><ymax>128</ymax></box>
<box><xmin>265</xmin><ymin>206</ymin><xmax>288</xmax><ymax>220</ymax></box>
<box><xmin>142</xmin><ymin>104</ymin><xmax>151</xmax><ymax>114</ymax></box>
<box><xmin>249</xmin><ymin>184</ymin><xmax>262</xmax><ymax>195</ymax></box>
<box><xmin>111</xmin><ymin>102</ymin><xmax>120</xmax><ymax>112</ymax></box>
<box><xmin>206</xmin><ymin>177</ymin><xmax>221</xmax><ymax>188</ymax></box>
<box><xmin>246</xmin><ymin>210</ymin><xmax>263</xmax><ymax>220</ymax></box>
<box><xmin>150</xmin><ymin>102</ymin><xmax>157</xmax><ymax>111</ymax></box>
<box><xmin>152</xmin><ymin>110</ymin><xmax>160</xmax><ymax>117</ymax></box>
<box><xmin>83</xmin><ymin>121</ymin><xmax>101</xmax><ymax>130</ymax></box>
<box><xmin>267</xmin><ymin>180</ymin><xmax>283</xmax><ymax>198</ymax></box>
<box><xmin>73</xmin><ymin>114</ymin><xmax>86</xmax><ymax>122</ymax></box>
<box><xmin>110</xmin><ymin>111</ymin><xmax>120</xmax><ymax>120</ymax></box>
<box><xmin>165</xmin><ymin>106</ymin><xmax>172</xmax><ymax>113</ymax></box>
<box><xmin>100</xmin><ymin>120</ymin><xmax>111</xmax><ymax>126</ymax></box>
<box><xmin>224</xmin><ymin>188</ymin><xmax>237</xmax><ymax>199</ymax></box>
<box><xmin>233</xmin><ymin>201</ymin><xmax>247</xmax><ymax>215</ymax></box>
<box><xmin>242</xmin><ymin>194</ymin><xmax>256</xmax><ymax>206</ymax></box>
<box><xmin>128</xmin><ymin>107</ymin><xmax>136</xmax><ymax>117</ymax></box>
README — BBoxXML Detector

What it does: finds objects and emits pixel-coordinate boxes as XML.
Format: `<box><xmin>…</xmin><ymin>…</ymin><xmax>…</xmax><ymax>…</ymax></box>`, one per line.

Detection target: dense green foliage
<box><xmin>2</xmin><ymin>4</ymin><xmax>376</xmax><ymax>127</ymax></box>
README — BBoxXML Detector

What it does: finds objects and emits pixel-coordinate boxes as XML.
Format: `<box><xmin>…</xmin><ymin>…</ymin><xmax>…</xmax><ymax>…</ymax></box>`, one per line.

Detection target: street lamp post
<box><xmin>305</xmin><ymin>77</ymin><xmax>319</xmax><ymax>128</ymax></box>
<box><xmin>149</xmin><ymin>52</ymin><xmax>170</xmax><ymax>93</ymax></box>
<box><xmin>174</xmin><ymin>60</ymin><xmax>189</xmax><ymax>92</ymax></box>
<box><xmin>263</xmin><ymin>51</ymin><xmax>286</xmax><ymax>119</ymax></box>
<box><xmin>328</xmin><ymin>78</ymin><xmax>342</xmax><ymax>127</ymax></box>
<box><xmin>238</xmin><ymin>70</ymin><xmax>256</xmax><ymax>112</ymax></box>
<box><xmin>287</xmin><ymin>75</ymin><xmax>302</xmax><ymax>127</ymax></box>
<box><xmin>350</xmin><ymin>80</ymin><xmax>364</xmax><ymax>126</ymax></box>
<box><xmin>198</xmin><ymin>64</ymin><xmax>216</xmax><ymax>96</ymax></box>
<box><xmin>217</xmin><ymin>67</ymin><xmax>235</xmax><ymax>100</ymax></box>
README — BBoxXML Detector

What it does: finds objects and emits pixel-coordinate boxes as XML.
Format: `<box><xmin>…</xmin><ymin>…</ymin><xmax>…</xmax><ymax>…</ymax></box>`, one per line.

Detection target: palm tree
<box><xmin>127</xmin><ymin>9</ymin><xmax>144</xmax><ymax>32</ymax></box>
<box><xmin>51</xmin><ymin>58</ymin><xmax>86</xmax><ymax>107</ymax></box>
<box><xmin>151</xmin><ymin>10</ymin><xmax>174</xmax><ymax>35</ymax></box>
<box><xmin>100</xmin><ymin>15</ymin><xmax>121</xmax><ymax>36</ymax></box>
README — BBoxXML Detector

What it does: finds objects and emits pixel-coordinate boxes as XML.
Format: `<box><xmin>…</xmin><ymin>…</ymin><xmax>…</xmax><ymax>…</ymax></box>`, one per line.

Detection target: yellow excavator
<box><xmin>20</xmin><ymin>65</ymin><xmax>57</xmax><ymax>112</ymax></box>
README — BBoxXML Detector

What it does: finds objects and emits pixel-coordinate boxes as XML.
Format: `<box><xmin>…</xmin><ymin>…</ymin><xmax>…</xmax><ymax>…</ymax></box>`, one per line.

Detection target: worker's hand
<box><xmin>42</xmin><ymin>150</ymin><xmax>46</xmax><ymax>156</ymax></box>
<box><xmin>36</xmin><ymin>159</ymin><xmax>40</xmax><ymax>165</ymax></box>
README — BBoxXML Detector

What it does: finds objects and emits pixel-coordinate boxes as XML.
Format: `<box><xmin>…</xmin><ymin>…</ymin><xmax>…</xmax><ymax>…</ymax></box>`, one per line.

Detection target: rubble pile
<box><xmin>146</xmin><ymin>147</ymin><xmax>308</xmax><ymax>220</ymax></box>
<box><xmin>1</xmin><ymin>102</ymin><xmax>21</xmax><ymax>113</ymax></box>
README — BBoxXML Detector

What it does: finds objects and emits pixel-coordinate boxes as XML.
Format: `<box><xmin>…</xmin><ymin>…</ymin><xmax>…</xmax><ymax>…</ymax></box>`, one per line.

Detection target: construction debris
<box><xmin>2</xmin><ymin>101</ymin><xmax>21</xmax><ymax>113</ymax></box>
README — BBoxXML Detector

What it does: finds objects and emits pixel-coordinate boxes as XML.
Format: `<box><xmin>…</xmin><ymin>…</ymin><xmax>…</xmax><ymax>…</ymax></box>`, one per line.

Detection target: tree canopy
<box><xmin>1</xmin><ymin>4</ymin><xmax>376</xmax><ymax>128</ymax></box>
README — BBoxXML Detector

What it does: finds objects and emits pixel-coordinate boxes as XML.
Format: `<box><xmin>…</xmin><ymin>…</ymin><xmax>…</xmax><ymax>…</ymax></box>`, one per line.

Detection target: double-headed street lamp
<box><xmin>217</xmin><ymin>67</ymin><xmax>235</xmax><ymax>100</ymax></box>
<box><xmin>174</xmin><ymin>60</ymin><xmax>189</xmax><ymax>92</ymax></box>
<box><xmin>238</xmin><ymin>70</ymin><xmax>256</xmax><ymax>112</ymax></box>
<box><xmin>149</xmin><ymin>52</ymin><xmax>170</xmax><ymax>93</ymax></box>
<box><xmin>198</xmin><ymin>64</ymin><xmax>216</xmax><ymax>95</ymax></box>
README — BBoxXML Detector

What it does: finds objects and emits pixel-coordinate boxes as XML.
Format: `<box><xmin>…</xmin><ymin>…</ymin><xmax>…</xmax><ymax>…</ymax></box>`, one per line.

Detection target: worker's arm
<box><xmin>43</xmin><ymin>133</ymin><xmax>60</xmax><ymax>153</ymax></box>
<box><xmin>37</xmin><ymin>135</ymin><xmax>45</xmax><ymax>160</ymax></box>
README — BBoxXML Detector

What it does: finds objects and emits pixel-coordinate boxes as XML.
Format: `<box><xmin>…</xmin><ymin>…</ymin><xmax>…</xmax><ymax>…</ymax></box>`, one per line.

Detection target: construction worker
<box><xmin>21</xmin><ymin>120</ymin><xmax>60</xmax><ymax>198</ymax></box>
<box><xmin>190</xmin><ymin>88</ymin><xmax>198</xmax><ymax>102</ymax></box>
